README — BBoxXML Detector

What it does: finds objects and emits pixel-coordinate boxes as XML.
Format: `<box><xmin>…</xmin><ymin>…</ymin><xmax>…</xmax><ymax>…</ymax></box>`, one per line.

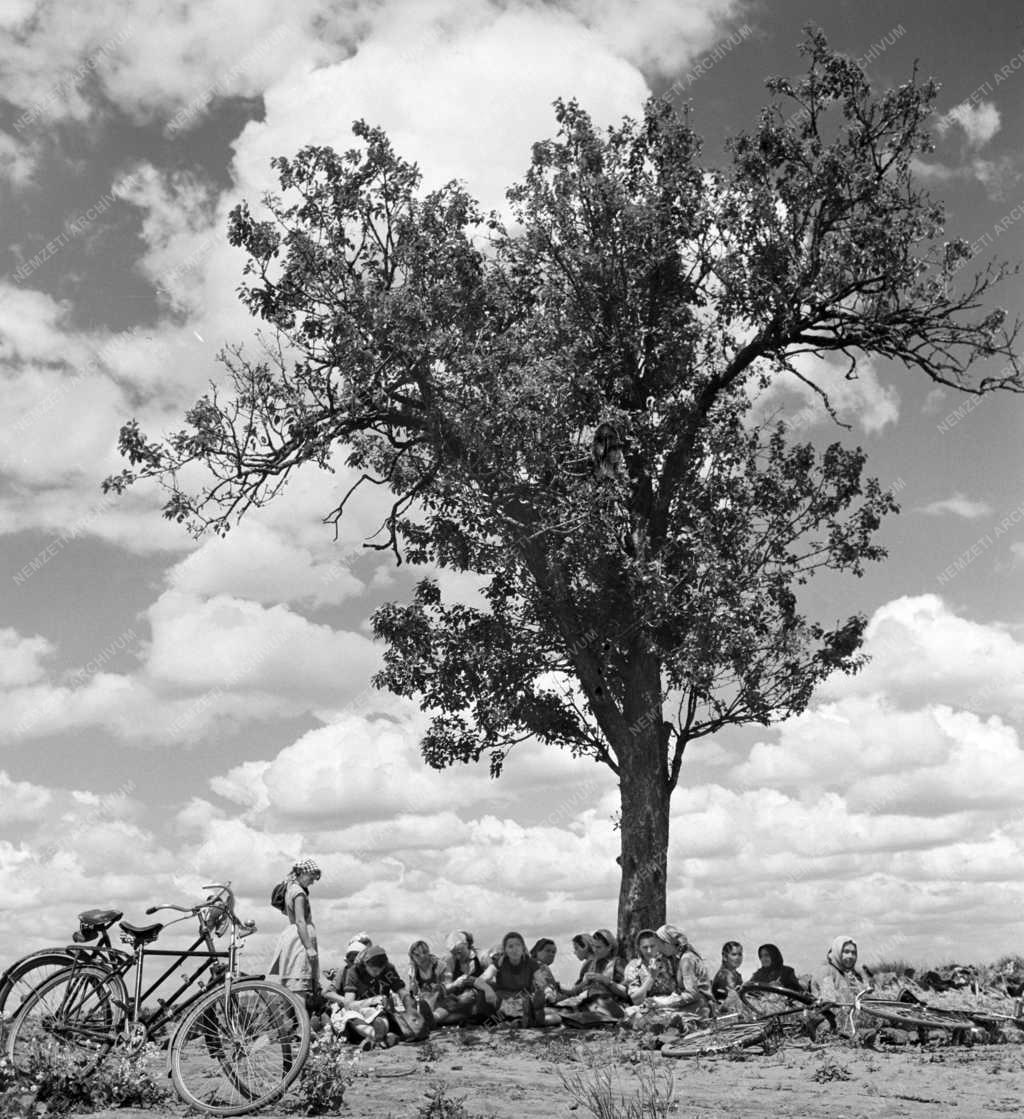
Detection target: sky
<box><xmin>2</xmin><ymin>0</ymin><xmax>1024</xmax><ymax>985</ymax></box>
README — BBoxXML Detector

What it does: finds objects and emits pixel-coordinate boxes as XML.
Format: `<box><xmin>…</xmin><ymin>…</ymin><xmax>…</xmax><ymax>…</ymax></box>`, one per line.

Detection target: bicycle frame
<box><xmin>56</xmin><ymin>885</ymin><xmax>251</xmax><ymax>1047</ymax></box>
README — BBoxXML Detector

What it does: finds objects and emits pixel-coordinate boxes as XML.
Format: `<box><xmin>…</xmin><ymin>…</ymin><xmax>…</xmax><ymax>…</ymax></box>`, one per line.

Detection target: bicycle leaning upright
<box><xmin>5</xmin><ymin>883</ymin><xmax>311</xmax><ymax>1117</ymax></box>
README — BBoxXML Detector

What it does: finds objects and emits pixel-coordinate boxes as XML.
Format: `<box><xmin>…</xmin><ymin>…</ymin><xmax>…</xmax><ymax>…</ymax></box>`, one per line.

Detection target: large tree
<box><xmin>107</xmin><ymin>30</ymin><xmax>1020</xmax><ymax>942</ymax></box>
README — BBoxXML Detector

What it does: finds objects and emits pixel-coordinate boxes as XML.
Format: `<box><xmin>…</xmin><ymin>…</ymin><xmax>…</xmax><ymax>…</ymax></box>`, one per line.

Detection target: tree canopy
<box><xmin>107</xmin><ymin>29</ymin><xmax>1021</xmax><ymax>940</ymax></box>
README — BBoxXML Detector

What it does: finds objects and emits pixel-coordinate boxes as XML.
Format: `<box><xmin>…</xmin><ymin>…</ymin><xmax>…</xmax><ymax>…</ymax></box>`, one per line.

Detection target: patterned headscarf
<box><xmin>592</xmin><ymin>928</ymin><xmax>618</xmax><ymax>955</ymax></box>
<box><xmin>826</xmin><ymin>935</ymin><xmax>858</xmax><ymax>973</ymax></box>
<box><xmin>291</xmin><ymin>857</ymin><xmax>321</xmax><ymax>879</ymax></box>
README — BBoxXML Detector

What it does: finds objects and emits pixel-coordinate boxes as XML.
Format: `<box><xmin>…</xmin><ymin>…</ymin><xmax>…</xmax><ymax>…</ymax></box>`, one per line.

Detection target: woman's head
<box><xmin>655</xmin><ymin>925</ymin><xmax>687</xmax><ymax>957</ymax></box>
<box><xmin>291</xmin><ymin>857</ymin><xmax>321</xmax><ymax>888</ymax></box>
<box><xmin>592</xmin><ymin>929</ymin><xmax>617</xmax><ymax>959</ymax></box>
<box><xmin>826</xmin><ymin>936</ymin><xmax>858</xmax><ymax>972</ymax></box>
<box><xmin>502</xmin><ymin>931</ymin><xmax>527</xmax><ymax>964</ymax></box>
<box><xmin>361</xmin><ymin>945</ymin><xmax>388</xmax><ymax>974</ymax></box>
<box><xmin>722</xmin><ymin>941</ymin><xmax>743</xmax><ymax>969</ymax></box>
<box><xmin>757</xmin><ymin>943</ymin><xmax>784</xmax><ymax>971</ymax></box>
<box><xmin>409</xmin><ymin>940</ymin><xmax>432</xmax><ymax>964</ymax></box>
<box><xmin>531</xmin><ymin>938</ymin><xmax>556</xmax><ymax>965</ymax></box>
<box><xmin>636</xmin><ymin>929</ymin><xmax>661</xmax><ymax>962</ymax></box>
<box><xmin>445</xmin><ymin>930</ymin><xmax>471</xmax><ymax>960</ymax></box>
<box><xmin>571</xmin><ymin>933</ymin><xmax>595</xmax><ymax>960</ymax></box>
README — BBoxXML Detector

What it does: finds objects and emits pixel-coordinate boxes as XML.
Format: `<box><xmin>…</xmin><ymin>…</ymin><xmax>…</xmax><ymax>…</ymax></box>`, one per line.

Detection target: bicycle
<box><xmin>5</xmin><ymin>883</ymin><xmax>311</xmax><ymax>1116</ymax></box>
<box><xmin>0</xmin><ymin>908</ymin><xmax>125</xmax><ymax>1043</ymax></box>
<box><xmin>660</xmin><ymin>986</ymin><xmax>876</xmax><ymax>1058</ymax></box>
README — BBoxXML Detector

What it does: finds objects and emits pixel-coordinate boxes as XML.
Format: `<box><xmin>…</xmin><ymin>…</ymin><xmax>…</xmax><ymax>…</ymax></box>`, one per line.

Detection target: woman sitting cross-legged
<box><xmin>809</xmin><ymin>935</ymin><xmax>874</xmax><ymax>1041</ymax></box>
<box><xmin>530</xmin><ymin>939</ymin><xmax>567</xmax><ymax>1005</ymax></box>
<box><xmin>407</xmin><ymin>939</ymin><xmax>447</xmax><ymax>1011</ymax></box>
<box><xmin>656</xmin><ymin>925</ymin><xmax>713</xmax><ymax>1015</ymax></box>
<box><xmin>324</xmin><ymin>944</ymin><xmax>405</xmax><ymax>1050</ymax></box>
<box><xmin>432</xmin><ymin>930</ymin><xmax>489</xmax><ymax>1026</ymax></box>
<box><xmin>623</xmin><ymin>928</ymin><xmax>692</xmax><ymax>1029</ymax></box>
<box><xmin>712</xmin><ymin>941</ymin><xmax>745</xmax><ymax>1013</ymax></box>
<box><xmin>476</xmin><ymin>931</ymin><xmax>561</xmax><ymax>1027</ymax></box>
<box><xmin>747</xmin><ymin>943</ymin><xmax>804</xmax><ymax>992</ymax></box>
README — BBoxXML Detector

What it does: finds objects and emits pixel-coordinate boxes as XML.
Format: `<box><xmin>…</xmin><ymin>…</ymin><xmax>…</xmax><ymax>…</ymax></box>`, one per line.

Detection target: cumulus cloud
<box><xmin>0</xmin><ymin>628</ymin><xmax>54</xmax><ymax>687</ymax></box>
<box><xmin>915</xmin><ymin>493</ymin><xmax>994</xmax><ymax>519</ymax></box>
<box><xmin>747</xmin><ymin>351</ymin><xmax>899</xmax><ymax>435</ymax></box>
<box><xmin>938</xmin><ymin>101</ymin><xmax>1002</xmax><ymax>149</ymax></box>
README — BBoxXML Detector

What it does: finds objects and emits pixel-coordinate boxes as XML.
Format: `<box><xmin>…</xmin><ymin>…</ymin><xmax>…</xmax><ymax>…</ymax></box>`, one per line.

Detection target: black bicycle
<box><xmin>5</xmin><ymin>883</ymin><xmax>310</xmax><ymax>1116</ymax></box>
<box><xmin>0</xmin><ymin>907</ymin><xmax>126</xmax><ymax>1042</ymax></box>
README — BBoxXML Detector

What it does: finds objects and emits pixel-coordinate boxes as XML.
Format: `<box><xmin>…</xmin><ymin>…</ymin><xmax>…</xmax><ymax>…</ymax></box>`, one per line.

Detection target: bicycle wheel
<box><xmin>660</xmin><ymin>1018</ymin><xmax>773</xmax><ymax>1058</ymax></box>
<box><xmin>170</xmin><ymin>979</ymin><xmax>310</xmax><ymax>1116</ymax></box>
<box><xmin>0</xmin><ymin>951</ymin><xmax>76</xmax><ymax>1038</ymax></box>
<box><xmin>860</xmin><ymin>1000</ymin><xmax>974</xmax><ymax>1031</ymax></box>
<box><xmin>5</xmin><ymin>964</ymin><xmax>121</xmax><ymax>1074</ymax></box>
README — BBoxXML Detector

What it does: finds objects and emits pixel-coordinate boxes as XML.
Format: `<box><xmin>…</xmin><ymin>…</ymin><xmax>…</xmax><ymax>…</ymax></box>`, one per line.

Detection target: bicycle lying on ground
<box><xmin>5</xmin><ymin>883</ymin><xmax>310</xmax><ymax>1116</ymax></box>
<box><xmin>0</xmin><ymin>907</ymin><xmax>126</xmax><ymax>1043</ymax></box>
<box><xmin>659</xmin><ymin>983</ymin><xmax>1023</xmax><ymax>1058</ymax></box>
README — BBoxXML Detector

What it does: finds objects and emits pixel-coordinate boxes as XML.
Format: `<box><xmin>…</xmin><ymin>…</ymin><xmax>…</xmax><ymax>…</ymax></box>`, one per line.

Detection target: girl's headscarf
<box><xmin>530</xmin><ymin>938</ymin><xmax>555</xmax><ymax>959</ymax></box>
<box><xmin>445</xmin><ymin>930</ymin><xmax>469</xmax><ymax>951</ymax></box>
<box><xmin>572</xmin><ymin>932</ymin><xmax>596</xmax><ymax>954</ymax></box>
<box><xmin>826</xmin><ymin>935</ymin><xmax>858</xmax><ymax>972</ymax></box>
<box><xmin>756</xmin><ymin>943</ymin><xmax>785</xmax><ymax>979</ymax></box>
<box><xmin>592</xmin><ymin>928</ymin><xmax>618</xmax><ymax>955</ymax></box>
<box><xmin>657</xmin><ymin>925</ymin><xmax>700</xmax><ymax>959</ymax></box>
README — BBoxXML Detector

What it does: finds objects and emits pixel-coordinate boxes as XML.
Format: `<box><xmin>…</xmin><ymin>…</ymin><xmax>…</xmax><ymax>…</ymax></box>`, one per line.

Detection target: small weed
<box><xmin>416</xmin><ymin>1082</ymin><xmax>494</xmax><ymax>1118</ymax></box>
<box><xmin>297</xmin><ymin>1032</ymin><xmax>354</xmax><ymax>1114</ymax></box>
<box><xmin>812</xmin><ymin>1056</ymin><xmax>853</xmax><ymax>1083</ymax></box>
<box><xmin>418</xmin><ymin>1039</ymin><xmax>442</xmax><ymax>1064</ymax></box>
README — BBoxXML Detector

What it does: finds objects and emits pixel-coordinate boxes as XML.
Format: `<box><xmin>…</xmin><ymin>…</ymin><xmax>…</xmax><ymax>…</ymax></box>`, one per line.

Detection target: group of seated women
<box><xmin>268</xmin><ymin>861</ymin><xmax>878</xmax><ymax>1049</ymax></box>
<box><xmin>305</xmin><ymin>925</ymin><xmax>857</xmax><ymax>1049</ymax></box>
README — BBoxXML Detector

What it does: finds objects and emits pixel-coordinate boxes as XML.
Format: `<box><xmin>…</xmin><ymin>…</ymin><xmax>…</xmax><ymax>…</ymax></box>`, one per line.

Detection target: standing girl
<box><xmin>268</xmin><ymin>857</ymin><xmax>321</xmax><ymax>996</ymax></box>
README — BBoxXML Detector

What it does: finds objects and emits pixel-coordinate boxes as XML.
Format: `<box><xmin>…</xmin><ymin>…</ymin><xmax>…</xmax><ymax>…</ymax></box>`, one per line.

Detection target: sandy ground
<box><xmin>88</xmin><ymin>1025</ymin><xmax>1024</xmax><ymax>1118</ymax></box>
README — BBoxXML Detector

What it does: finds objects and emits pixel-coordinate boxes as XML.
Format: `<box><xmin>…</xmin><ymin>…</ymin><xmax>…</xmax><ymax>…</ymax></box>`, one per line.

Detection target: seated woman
<box><xmin>712</xmin><ymin>941</ymin><xmax>744</xmax><ymax>1011</ymax></box>
<box><xmin>559</xmin><ymin>933</ymin><xmax>596</xmax><ymax>1000</ymax></box>
<box><xmin>810</xmin><ymin>935</ymin><xmax>872</xmax><ymax>1039</ymax></box>
<box><xmin>656</xmin><ymin>925</ymin><xmax>712</xmax><ymax>1014</ymax></box>
<box><xmin>580</xmin><ymin>928</ymin><xmax>628</xmax><ymax>1003</ymax></box>
<box><xmin>476</xmin><ymin>931</ymin><xmax>560</xmax><ymax>1027</ymax></box>
<box><xmin>407</xmin><ymin>939</ymin><xmax>447</xmax><ymax>1010</ymax></box>
<box><xmin>623</xmin><ymin>928</ymin><xmax>690</xmax><ymax>1028</ymax></box>
<box><xmin>748</xmin><ymin>943</ymin><xmax>804</xmax><ymax>992</ymax></box>
<box><xmin>324</xmin><ymin>944</ymin><xmax>405</xmax><ymax>1050</ymax></box>
<box><xmin>434</xmin><ymin>930</ymin><xmax>488</xmax><ymax>1026</ymax></box>
<box><xmin>530</xmin><ymin>939</ymin><xmax>566</xmax><ymax>1005</ymax></box>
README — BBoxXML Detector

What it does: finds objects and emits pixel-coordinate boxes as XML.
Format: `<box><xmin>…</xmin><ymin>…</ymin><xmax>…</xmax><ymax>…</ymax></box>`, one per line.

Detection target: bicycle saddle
<box><xmin>119</xmin><ymin>920</ymin><xmax>164</xmax><ymax>945</ymax></box>
<box><xmin>78</xmin><ymin>908</ymin><xmax>123</xmax><ymax>928</ymax></box>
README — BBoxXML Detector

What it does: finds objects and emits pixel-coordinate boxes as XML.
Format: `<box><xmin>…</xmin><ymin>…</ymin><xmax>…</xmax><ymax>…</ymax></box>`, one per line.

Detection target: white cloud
<box><xmin>167</xmin><ymin>521</ymin><xmax>364</xmax><ymax>606</ymax></box>
<box><xmin>939</xmin><ymin>101</ymin><xmax>1002</xmax><ymax>150</ymax></box>
<box><xmin>819</xmin><ymin>594</ymin><xmax>1024</xmax><ymax>718</ymax></box>
<box><xmin>915</xmin><ymin>493</ymin><xmax>994</xmax><ymax>519</ymax></box>
<box><xmin>0</xmin><ymin>629</ymin><xmax>54</xmax><ymax>687</ymax></box>
<box><xmin>748</xmin><ymin>351</ymin><xmax>899</xmax><ymax>435</ymax></box>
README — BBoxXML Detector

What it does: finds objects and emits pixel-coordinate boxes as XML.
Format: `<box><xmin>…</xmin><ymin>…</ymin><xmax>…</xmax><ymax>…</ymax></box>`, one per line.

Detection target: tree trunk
<box><xmin>614</xmin><ymin>652</ymin><xmax>672</xmax><ymax>953</ymax></box>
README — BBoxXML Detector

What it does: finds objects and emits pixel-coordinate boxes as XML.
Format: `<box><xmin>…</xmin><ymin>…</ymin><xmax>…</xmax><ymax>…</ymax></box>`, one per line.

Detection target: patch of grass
<box><xmin>560</xmin><ymin>1059</ymin><xmax>676</xmax><ymax>1119</ymax></box>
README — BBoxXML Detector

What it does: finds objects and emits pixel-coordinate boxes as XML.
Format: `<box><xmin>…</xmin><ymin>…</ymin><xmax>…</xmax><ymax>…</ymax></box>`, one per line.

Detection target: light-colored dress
<box><xmin>268</xmin><ymin>880</ymin><xmax>315</xmax><ymax>992</ymax></box>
